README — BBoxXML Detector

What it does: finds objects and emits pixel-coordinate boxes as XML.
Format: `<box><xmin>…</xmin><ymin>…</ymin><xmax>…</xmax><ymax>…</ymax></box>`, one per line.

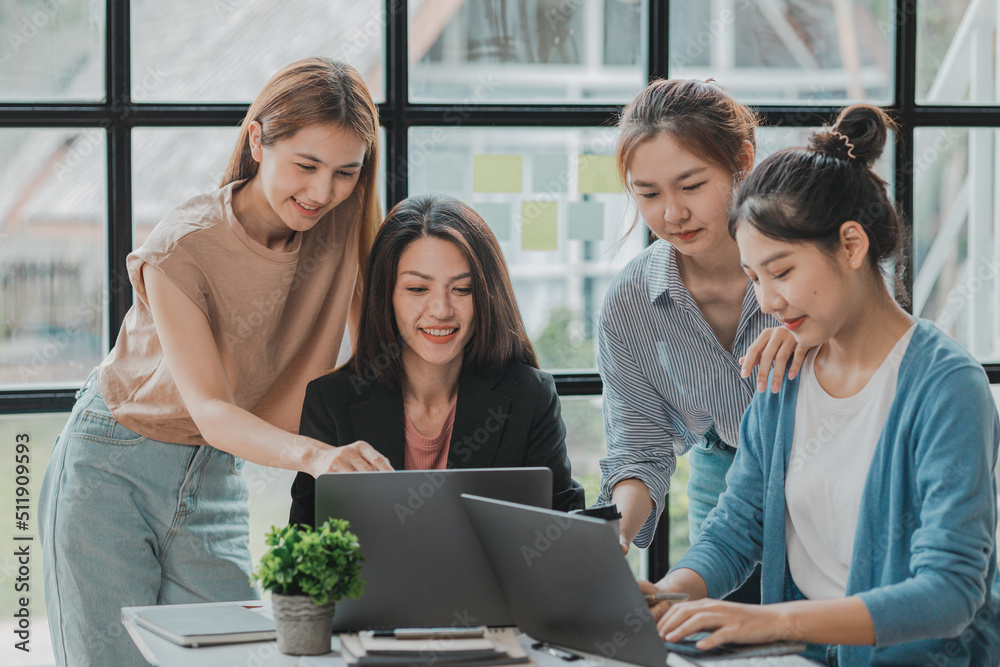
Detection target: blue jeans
<box><xmin>39</xmin><ymin>371</ymin><xmax>258</xmax><ymax>667</ymax></box>
<box><xmin>687</xmin><ymin>429</ymin><xmax>735</xmax><ymax>545</ymax></box>
<box><xmin>687</xmin><ymin>429</ymin><xmax>761</xmax><ymax>604</ymax></box>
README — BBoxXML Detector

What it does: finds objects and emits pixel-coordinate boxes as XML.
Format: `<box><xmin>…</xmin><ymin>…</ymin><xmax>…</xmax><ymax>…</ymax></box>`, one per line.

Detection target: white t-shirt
<box><xmin>785</xmin><ymin>324</ymin><xmax>917</xmax><ymax>599</ymax></box>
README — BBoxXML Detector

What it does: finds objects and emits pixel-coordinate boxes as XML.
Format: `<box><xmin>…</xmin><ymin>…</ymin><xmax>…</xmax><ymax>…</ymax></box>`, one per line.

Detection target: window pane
<box><xmin>0</xmin><ymin>129</ymin><xmax>107</xmax><ymax>388</ymax></box>
<box><xmin>132</xmin><ymin>128</ymin><xmax>240</xmax><ymax>247</ymax></box>
<box><xmin>0</xmin><ymin>412</ymin><xmax>68</xmax><ymax>666</ymax></box>
<box><xmin>913</xmin><ymin>128</ymin><xmax>999</xmax><ymax>361</ymax></box>
<box><xmin>0</xmin><ymin>0</ymin><xmax>105</xmax><ymax>101</ymax></box>
<box><xmin>559</xmin><ymin>394</ymin><xmax>646</xmax><ymax>576</ymax></box>
<box><xmin>407</xmin><ymin>126</ymin><xmax>646</xmax><ymax>373</ymax></box>
<box><xmin>917</xmin><ymin>0</ymin><xmax>998</xmax><ymax>104</ymax></box>
<box><xmin>130</xmin><ymin>0</ymin><xmax>384</xmax><ymax>103</ymax></box>
<box><xmin>245</xmin><ymin>463</ymin><xmax>298</xmax><ymax>592</ymax></box>
<box><xmin>409</xmin><ymin>0</ymin><xmax>647</xmax><ymax>103</ymax></box>
<box><xmin>669</xmin><ymin>0</ymin><xmax>892</xmax><ymax>104</ymax></box>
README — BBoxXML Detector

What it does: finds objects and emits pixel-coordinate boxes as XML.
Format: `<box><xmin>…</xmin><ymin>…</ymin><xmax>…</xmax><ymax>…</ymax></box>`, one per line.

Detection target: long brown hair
<box><xmin>221</xmin><ymin>57</ymin><xmax>381</xmax><ymax>272</ymax></box>
<box><xmin>616</xmin><ymin>78</ymin><xmax>758</xmax><ymax>237</ymax></box>
<box><xmin>349</xmin><ymin>195</ymin><xmax>537</xmax><ymax>390</ymax></box>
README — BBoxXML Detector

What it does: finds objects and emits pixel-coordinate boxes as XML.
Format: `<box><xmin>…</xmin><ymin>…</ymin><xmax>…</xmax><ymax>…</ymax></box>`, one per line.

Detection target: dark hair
<box><xmin>616</xmin><ymin>78</ymin><xmax>758</xmax><ymax>235</ymax></box>
<box><xmin>729</xmin><ymin>104</ymin><xmax>905</xmax><ymax>301</ymax></box>
<box><xmin>221</xmin><ymin>57</ymin><xmax>381</xmax><ymax>275</ymax></box>
<box><xmin>349</xmin><ymin>196</ymin><xmax>538</xmax><ymax>388</ymax></box>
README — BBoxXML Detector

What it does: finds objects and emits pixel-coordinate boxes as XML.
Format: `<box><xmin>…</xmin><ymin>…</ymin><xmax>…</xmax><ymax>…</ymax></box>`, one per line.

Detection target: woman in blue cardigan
<box><xmin>644</xmin><ymin>104</ymin><xmax>1000</xmax><ymax>666</ymax></box>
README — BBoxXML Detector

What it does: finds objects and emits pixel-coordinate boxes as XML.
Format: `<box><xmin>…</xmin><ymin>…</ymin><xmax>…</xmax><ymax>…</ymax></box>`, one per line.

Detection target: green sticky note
<box><xmin>567</xmin><ymin>202</ymin><xmax>605</xmax><ymax>241</ymax></box>
<box><xmin>532</xmin><ymin>154</ymin><xmax>568</xmax><ymax>193</ymax></box>
<box><xmin>425</xmin><ymin>152</ymin><xmax>465</xmax><ymax>191</ymax></box>
<box><xmin>577</xmin><ymin>154</ymin><xmax>622</xmax><ymax>194</ymax></box>
<box><xmin>521</xmin><ymin>201</ymin><xmax>558</xmax><ymax>251</ymax></box>
<box><xmin>475</xmin><ymin>202</ymin><xmax>512</xmax><ymax>242</ymax></box>
<box><xmin>473</xmin><ymin>154</ymin><xmax>523</xmax><ymax>193</ymax></box>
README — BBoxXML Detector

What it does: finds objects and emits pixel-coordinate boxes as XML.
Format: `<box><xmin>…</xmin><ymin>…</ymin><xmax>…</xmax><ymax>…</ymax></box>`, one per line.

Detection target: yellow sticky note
<box><xmin>577</xmin><ymin>154</ymin><xmax>622</xmax><ymax>194</ymax></box>
<box><xmin>473</xmin><ymin>154</ymin><xmax>523</xmax><ymax>193</ymax></box>
<box><xmin>521</xmin><ymin>201</ymin><xmax>558</xmax><ymax>251</ymax></box>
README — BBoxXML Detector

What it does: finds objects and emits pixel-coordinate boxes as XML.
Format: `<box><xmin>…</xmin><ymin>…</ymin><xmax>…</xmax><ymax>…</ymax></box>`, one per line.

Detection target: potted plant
<box><xmin>251</xmin><ymin>518</ymin><xmax>365</xmax><ymax>655</ymax></box>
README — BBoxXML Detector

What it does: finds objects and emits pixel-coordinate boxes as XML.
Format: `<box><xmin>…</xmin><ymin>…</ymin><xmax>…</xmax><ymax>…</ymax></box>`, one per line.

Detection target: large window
<box><xmin>2</xmin><ymin>2</ymin><xmax>999</xmax><ymax>662</ymax></box>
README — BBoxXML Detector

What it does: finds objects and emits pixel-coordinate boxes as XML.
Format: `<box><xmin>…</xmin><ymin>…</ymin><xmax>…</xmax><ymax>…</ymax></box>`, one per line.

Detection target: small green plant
<box><xmin>251</xmin><ymin>518</ymin><xmax>365</xmax><ymax>606</ymax></box>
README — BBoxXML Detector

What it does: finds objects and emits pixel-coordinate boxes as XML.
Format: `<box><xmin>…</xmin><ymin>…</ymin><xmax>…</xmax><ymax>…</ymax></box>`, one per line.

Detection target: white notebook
<box><xmin>132</xmin><ymin>604</ymin><xmax>276</xmax><ymax>647</ymax></box>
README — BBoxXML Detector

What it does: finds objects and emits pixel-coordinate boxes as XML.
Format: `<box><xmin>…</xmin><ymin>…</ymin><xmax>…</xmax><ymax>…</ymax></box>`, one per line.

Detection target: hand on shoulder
<box><xmin>740</xmin><ymin>326</ymin><xmax>809</xmax><ymax>393</ymax></box>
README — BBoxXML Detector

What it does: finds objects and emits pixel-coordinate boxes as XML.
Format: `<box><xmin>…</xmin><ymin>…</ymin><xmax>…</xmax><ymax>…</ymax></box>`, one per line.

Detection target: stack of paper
<box><xmin>339</xmin><ymin>628</ymin><xmax>533</xmax><ymax>666</ymax></box>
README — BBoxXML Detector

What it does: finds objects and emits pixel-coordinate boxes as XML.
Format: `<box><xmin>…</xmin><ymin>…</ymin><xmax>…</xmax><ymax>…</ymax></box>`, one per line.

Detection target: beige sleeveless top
<box><xmin>98</xmin><ymin>180</ymin><xmax>359</xmax><ymax>446</ymax></box>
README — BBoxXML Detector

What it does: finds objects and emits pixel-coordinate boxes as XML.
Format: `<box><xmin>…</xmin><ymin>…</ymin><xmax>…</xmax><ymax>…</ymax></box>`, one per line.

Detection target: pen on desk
<box><xmin>531</xmin><ymin>641</ymin><xmax>582</xmax><ymax>661</ymax></box>
<box><xmin>368</xmin><ymin>627</ymin><xmax>486</xmax><ymax>639</ymax></box>
<box><xmin>644</xmin><ymin>592</ymin><xmax>689</xmax><ymax>603</ymax></box>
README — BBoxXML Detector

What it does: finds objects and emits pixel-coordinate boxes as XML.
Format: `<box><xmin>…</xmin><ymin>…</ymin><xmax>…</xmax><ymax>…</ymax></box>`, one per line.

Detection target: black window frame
<box><xmin>3</xmin><ymin>0</ymin><xmax>1000</xmax><ymax>578</ymax></box>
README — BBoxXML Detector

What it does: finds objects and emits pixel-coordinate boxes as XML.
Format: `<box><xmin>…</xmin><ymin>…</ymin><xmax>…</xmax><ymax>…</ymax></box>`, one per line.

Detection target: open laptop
<box><xmin>315</xmin><ymin>468</ymin><xmax>552</xmax><ymax>631</ymax></box>
<box><xmin>461</xmin><ymin>495</ymin><xmax>809</xmax><ymax>666</ymax></box>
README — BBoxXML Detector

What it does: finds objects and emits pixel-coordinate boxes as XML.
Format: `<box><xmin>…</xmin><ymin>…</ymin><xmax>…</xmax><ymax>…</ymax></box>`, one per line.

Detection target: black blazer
<box><xmin>289</xmin><ymin>361</ymin><xmax>585</xmax><ymax>526</ymax></box>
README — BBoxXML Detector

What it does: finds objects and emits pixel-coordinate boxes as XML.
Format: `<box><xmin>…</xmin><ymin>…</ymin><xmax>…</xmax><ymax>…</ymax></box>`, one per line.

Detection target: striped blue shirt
<box><xmin>596</xmin><ymin>240</ymin><xmax>776</xmax><ymax>547</ymax></box>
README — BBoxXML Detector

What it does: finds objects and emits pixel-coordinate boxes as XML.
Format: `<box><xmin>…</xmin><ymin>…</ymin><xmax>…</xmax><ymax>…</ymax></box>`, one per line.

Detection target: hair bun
<box><xmin>808</xmin><ymin>104</ymin><xmax>893</xmax><ymax>169</ymax></box>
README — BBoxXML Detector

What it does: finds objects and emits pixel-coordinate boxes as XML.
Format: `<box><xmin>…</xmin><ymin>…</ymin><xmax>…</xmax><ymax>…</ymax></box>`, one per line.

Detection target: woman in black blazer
<box><xmin>289</xmin><ymin>195</ymin><xmax>585</xmax><ymax>526</ymax></box>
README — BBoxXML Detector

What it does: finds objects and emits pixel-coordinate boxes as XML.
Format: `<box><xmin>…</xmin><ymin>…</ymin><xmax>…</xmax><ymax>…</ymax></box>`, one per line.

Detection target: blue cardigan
<box><xmin>674</xmin><ymin>320</ymin><xmax>1000</xmax><ymax>666</ymax></box>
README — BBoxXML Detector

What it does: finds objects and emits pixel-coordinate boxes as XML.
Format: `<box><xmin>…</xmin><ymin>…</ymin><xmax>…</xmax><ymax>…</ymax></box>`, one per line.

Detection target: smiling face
<box><xmin>736</xmin><ymin>223</ymin><xmax>860</xmax><ymax>348</ymax></box>
<box><xmin>249</xmin><ymin>121</ymin><xmax>367</xmax><ymax>237</ymax></box>
<box><xmin>393</xmin><ymin>236</ymin><xmax>476</xmax><ymax>374</ymax></box>
<box><xmin>629</xmin><ymin>133</ymin><xmax>746</xmax><ymax>257</ymax></box>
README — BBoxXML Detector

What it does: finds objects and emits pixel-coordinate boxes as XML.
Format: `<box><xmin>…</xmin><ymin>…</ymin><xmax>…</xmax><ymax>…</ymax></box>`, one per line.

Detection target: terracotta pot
<box><xmin>271</xmin><ymin>593</ymin><xmax>336</xmax><ymax>655</ymax></box>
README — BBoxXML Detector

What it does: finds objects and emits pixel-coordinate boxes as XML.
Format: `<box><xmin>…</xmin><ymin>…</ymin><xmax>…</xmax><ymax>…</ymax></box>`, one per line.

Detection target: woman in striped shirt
<box><xmin>597</xmin><ymin>80</ymin><xmax>801</xmax><ymax>594</ymax></box>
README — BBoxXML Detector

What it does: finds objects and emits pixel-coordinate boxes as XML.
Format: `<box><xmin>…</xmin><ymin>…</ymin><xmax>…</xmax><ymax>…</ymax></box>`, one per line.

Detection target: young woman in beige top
<box><xmin>39</xmin><ymin>58</ymin><xmax>390</xmax><ymax>667</ymax></box>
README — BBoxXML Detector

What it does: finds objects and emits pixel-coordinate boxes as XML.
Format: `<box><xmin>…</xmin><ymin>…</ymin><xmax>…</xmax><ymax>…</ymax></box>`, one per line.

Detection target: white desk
<box><xmin>122</xmin><ymin>601</ymin><xmax>820</xmax><ymax>667</ymax></box>
<box><xmin>122</xmin><ymin>601</ymin><xmax>582</xmax><ymax>667</ymax></box>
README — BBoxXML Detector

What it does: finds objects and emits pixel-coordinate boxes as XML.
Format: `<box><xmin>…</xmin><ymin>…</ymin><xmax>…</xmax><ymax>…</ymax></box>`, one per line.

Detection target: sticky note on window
<box><xmin>521</xmin><ymin>201</ymin><xmax>558</xmax><ymax>251</ymax></box>
<box><xmin>578</xmin><ymin>154</ymin><xmax>621</xmax><ymax>194</ymax></box>
<box><xmin>473</xmin><ymin>154</ymin><xmax>523</xmax><ymax>193</ymax></box>
<box><xmin>567</xmin><ymin>202</ymin><xmax>605</xmax><ymax>241</ymax></box>
<box><xmin>532</xmin><ymin>154</ymin><xmax>568</xmax><ymax>193</ymax></box>
<box><xmin>475</xmin><ymin>202</ymin><xmax>512</xmax><ymax>242</ymax></box>
<box><xmin>425</xmin><ymin>152</ymin><xmax>465</xmax><ymax>191</ymax></box>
